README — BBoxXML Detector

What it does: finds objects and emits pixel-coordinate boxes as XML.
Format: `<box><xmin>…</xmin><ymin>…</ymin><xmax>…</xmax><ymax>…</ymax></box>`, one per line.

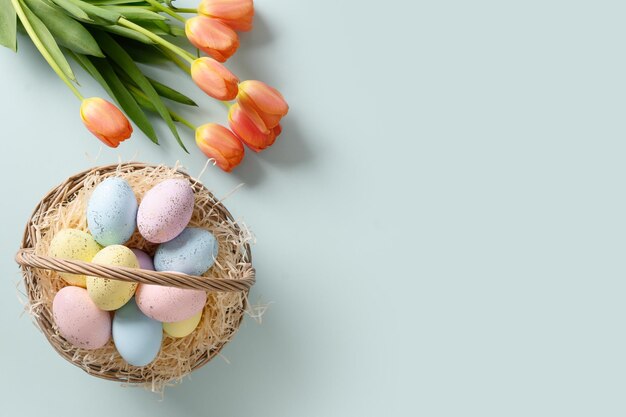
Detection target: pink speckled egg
<box><xmin>130</xmin><ymin>248</ymin><xmax>155</xmax><ymax>271</ymax></box>
<box><xmin>52</xmin><ymin>286</ymin><xmax>111</xmax><ymax>350</ymax></box>
<box><xmin>137</xmin><ymin>179</ymin><xmax>194</xmax><ymax>243</ymax></box>
<box><xmin>135</xmin><ymin>279</ymin><xmax>207</xmax><ymax>322</ymax></box>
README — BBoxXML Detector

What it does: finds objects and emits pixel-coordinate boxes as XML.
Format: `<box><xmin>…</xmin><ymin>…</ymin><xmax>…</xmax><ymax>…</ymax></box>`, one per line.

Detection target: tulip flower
<box><xmin>236</xmin><ymin>80</ymin><xmax>289</xmax><ymax>129</ymax></box>
<box><xmin>191</xmin><ymin>57</ymin><xmax>240</xmax><ymax>100</ymax></box>
<box><xmin>228</xmin><ymin>103</ymin><xmax>282</xmax><ymax>152</ymax></box>
<box><xmin>198</xmin><ymin>0</ymin><xmax>254</xmax><ymax>32</ymax></box>
<box><xmin>185</xmin><ymin>15</ymin><xmax>239</xmax><ymax>62</ymax></box>
<box><xmin>80</xmin><ymin>97</ymin><xmax>132</xmax><ymax>148</ymax></box>
<box><xmin>196</xmin><ymin>123</ymin><xmax>245</xmax><ymax>171</ymax></box>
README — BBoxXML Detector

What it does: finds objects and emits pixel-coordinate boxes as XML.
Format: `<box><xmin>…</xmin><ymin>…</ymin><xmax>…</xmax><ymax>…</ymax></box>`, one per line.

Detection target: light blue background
<box><xmin>1</xmin><ymin>0</ymin><xmax>625</xmax><ymax>415</ymax></box>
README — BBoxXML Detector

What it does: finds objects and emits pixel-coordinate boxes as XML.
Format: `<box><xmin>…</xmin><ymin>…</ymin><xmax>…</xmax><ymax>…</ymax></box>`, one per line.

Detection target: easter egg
<box><xmin>137</xmin><ymin>179</ymin><xmax>194</xmax><ymax>243</ymax></box>
<box><xmin>87</xmin><ymin>245</ymin><xmax>139</xmax><ymax>311</ymax></box>
<box><xmin>136</xmin><ymin>279</ymin><xmax>207</xmax><ymax>322</ymax></box>
<box><xmin>87</xmin><ymin>177</ymin><xmax>138</xmax><ymax>246</ymax></box>
<box><xmin>49</xmin><ymin>228</ymin><xmax>102</xmax><ymax>287</ymax></box>
<box><xmin>154</xmin><ymin>227</ymin><xmax>219</xmax><ymax>276</ymax></box>
<box><xmin>130</xmin><ymin>248</ymin><xmax>154</xmax><ymax>271</ymax></box>
<box><xmin>113</xmin><ymin>298</ymin><xmax>162</xmax><ymax>366</ymax></box>
<box><xmin>53</xmin><ymin>286</ymin><xmax>111</xmax><ymax>350</ymax></box>
<box><xmin>163</xmin><ymin>311</ymin><xmax>202</xmax><ymax>338</ymax></box>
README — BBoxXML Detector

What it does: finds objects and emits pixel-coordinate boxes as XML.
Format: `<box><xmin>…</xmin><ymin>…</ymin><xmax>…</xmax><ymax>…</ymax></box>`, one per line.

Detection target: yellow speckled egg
<box><xmin>163</xmin><ymin>311</ymin><xmax>202</xmax><ymax>338</ymax></box>
<box><xmin>87</xmin><ymin>245</ymin><xmax>139</xmax><ymax>311</ymax></box>
<box><xmin>49</xmin><ymin>228</ymin><xmax>102</xmax><ymax>287</ymax></box>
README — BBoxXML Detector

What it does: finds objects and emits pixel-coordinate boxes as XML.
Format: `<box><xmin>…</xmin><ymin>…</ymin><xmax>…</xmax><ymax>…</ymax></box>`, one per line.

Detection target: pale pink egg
<box><xmin>137</xmin><ymin>179</ymin><xmax>195</xmax><ymax>243</ymax></box>
<box><xmin>130</xmin><ymin>248</ymin><xmax>155</xmax><ymax>271</ymax></box>
<box><xmin>52</xmin><ymin>286</ymin><xmax>111</xmax><ymax>350</ymax></box>
<box><xmin>136</xmin><ymin>280</ymin><xmax>207</xmax><ymax>322</ymax></box>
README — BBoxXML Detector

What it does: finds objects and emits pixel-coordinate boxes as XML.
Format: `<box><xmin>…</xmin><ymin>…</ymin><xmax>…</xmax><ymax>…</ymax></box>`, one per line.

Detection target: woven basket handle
<box><xmin>15</xmin><ymin>248</ymin><xmax>255</xmax><ymax>292</ymax></box>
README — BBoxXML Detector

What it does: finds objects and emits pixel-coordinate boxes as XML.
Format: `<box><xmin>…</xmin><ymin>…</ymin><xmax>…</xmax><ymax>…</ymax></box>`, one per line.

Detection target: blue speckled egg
<box><xmin>87</xmin><ymin>177</ymin><xmax>138</xmax><ymax>246</ymax></box>
<box><xmin>154</xmin><ymin>227</ymin><xmax>219</xmax><ymax>275</ymax></box>
<box><xmin>112</xmin><ymin>297</ymin><xmax>162</xmax><ymax>367</ymax></box>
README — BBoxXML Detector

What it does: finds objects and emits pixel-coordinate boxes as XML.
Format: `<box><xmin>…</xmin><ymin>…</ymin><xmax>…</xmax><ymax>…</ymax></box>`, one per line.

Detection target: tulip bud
<box><xmin>237</xmin><ymin>80</ymin><xmax>288</xmax><ymax>129</ymax></box>
<box><xmin>185</xmin><ymin>15</ymin><xmax>239</xmax><ymax>62</ymax></box>
<box><xmin>191</xmin><ymin>57</ymin><xmax>239</xmax><ymax>100</ymax></box>
<box><xmin>228</xmin><ymin>103</ymin><xmax>281</xmax><ymax>152</ymax></box>
<box><xmin>80</xmin><ymin>97</ymin><xmax>132</xmax><ymax>148</ymax></box>
<box><xmin>195</xmin><ymin>123</ymin><xmax>244</xmax><ymax>171</ymax></box>
<box><xmin>198</xmin><ymin>0</ymin><xmax>254</xmax><ymax>32</ymax></box>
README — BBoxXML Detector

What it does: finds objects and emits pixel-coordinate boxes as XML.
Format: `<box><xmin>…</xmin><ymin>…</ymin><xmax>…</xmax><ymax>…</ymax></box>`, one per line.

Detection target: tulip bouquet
<box><xmin>0</xmin><ymin>0</ymin><xmax>288</xmax><ymax>171</ymax></box>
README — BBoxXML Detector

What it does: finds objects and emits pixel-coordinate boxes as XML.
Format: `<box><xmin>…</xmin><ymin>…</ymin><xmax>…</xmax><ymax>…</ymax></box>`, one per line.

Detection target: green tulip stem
<box><xmin>170</xmin><ymin>110</ymin><xmax>197</xmax><ymax>131</ymax></box>
<box><xmin>170</xmin><ymin>7</ymin><xmax>198</xmax><ymax>14</ymax></box>
<box><xmin>144</xmin><ymin>0</ymin><xmax>186</xmax><ymax>23</ymax></box>
<box><xmin>158</xmin><ymin>46</ymin><xmax>192</xmax><ymax>75</ymax></box>
<box><xmin>11</xmin><ymin>0</ymin><xmax>83</xmax><ymax>101</ymax></box>
<box><xmin>118</xmin><ymin>18</ymin><xmax>196</xmax><ymax>64</ymax></box>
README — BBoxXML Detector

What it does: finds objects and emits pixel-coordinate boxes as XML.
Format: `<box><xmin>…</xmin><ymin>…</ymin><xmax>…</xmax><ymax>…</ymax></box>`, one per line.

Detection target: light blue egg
<box><xmin>87</xmin><ymin>177</ymin><xmax>138</xmax><ymax>246</ymax></box>
<box><xmin>154</xmin><ymin>227</ymin><xmax>219</xmax><ymax>276</ymax></box>
<box><xmin>112</xmin><ymin>298</ymin><xmax>162</xmax><ymax>367</ymax></box>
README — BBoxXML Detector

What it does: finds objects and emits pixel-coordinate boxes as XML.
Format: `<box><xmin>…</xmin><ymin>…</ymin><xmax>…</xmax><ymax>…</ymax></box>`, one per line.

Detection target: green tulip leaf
<box><xmin>124</xmin><ymin>41</ymin><xmax>168</xmax><ymax>64</ymax></box>
<box><xmin>101</xmin><ymin>6</ymin><xmax>166</xmax><ymax>22</ymax></box>
<box><xmin>71</xmin><ymin>0</ymin><xmax>121</xmax><ymax>23</ymax></box>
<box><xmin>95</xmin><ymin>25</ymin><xmax>153</xmax><ymax>44</ymax></box>
<box><xmin>147</xmin><ymin>77</ymin><xmax>197</xmax><ymax>106</ymax></box>
<box><xmin>52</xmin><ymin>0</ymin><xmax>120</xmax><ymax>24</ymax></box>
<box><xmin>87</xmin><ymin>0</ymin><xmax>148</xmax><ymax>4</ymax></box>
<box><xmin>24</xmin><ymin>0</ymin><xmax>104</xmax><ymax>57</ymax></box>
<box><xmin>68</xmin><ymin>51</ymin><xmax>113</xmax><ymax>94</ymax></box>
<box><xmin>0</xmin><ymin>0</ymin><xmax>17</xmax><ymax>52</ymax></box>
<box><xmin>49</xmin><ymin>0</ymin><xmax>91</xmax><ymax>21</ymax></box>
<box><xmin>19</xmin><ymin>0</ymin><xmax>76</xmax><ymax>81</ymax></box>
<box><xmin>93</xmin><ymin>31</ymin><xmax>187</xmax><ymax>152</ymax></box>
<box><xmin>126</xmin><ymin>83</ymin><xmax>156</xmax><ymax>111</ymax></box>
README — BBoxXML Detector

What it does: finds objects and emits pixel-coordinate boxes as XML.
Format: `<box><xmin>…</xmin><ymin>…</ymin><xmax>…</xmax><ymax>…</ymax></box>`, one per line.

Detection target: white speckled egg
<box><xmin>154</xmin><ymin>227</ymin><xmax>219</xmax><ymax>276</ymax></box>
<box><xmin>136</xmin><ymin>279</ymin><xmax>207</xmax><ymax>322</ymax></box>
<box><xmin>87</xmin><ymin>177</ymin><xmax>138</xmax><ymax>246</ymax></box>
<box><xmin>113</xmin><ymin>298</ymin><xmax>162</xmax><ymax>366</ymax></box>
<box><xmin>130</xmin><ymin>248</ymin><xmax>154</xmax><ymax>271</ymax></box>
<box><xmin>87</xmin><ymin>245</ymin><xmax>139</xmax><ymax>311</ymax></box>
<box><xmin>137</xmin><ymin>179</ymin><xmax>194</xmax><ymax>243</ymax></box>
<box><xmin>53</xmin><ymin>286</ymin><xmax>111</xmax><ymax>350</ymax></box>
<box><xmin>163</xmin><ymin>310</ymin><xmax>202</xmax><ymax>338</ymax></box>
<box><xmin>49</xmin><ymin>229</ymin><xmax>102</xmax><ymax>287</ymax></box>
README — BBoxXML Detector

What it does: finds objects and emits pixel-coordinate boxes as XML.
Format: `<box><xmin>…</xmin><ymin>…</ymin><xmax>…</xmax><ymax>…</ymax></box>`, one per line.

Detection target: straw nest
<box><xmin>15</xmin><ymin>162</ymin><xmax>255</xmax><ymax>392</ymax></box>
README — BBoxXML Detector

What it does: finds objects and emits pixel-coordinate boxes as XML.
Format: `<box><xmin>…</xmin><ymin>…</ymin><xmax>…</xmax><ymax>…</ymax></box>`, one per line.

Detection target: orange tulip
<box><xmin>80</xmin><ymin>97</ymin><xmax>132</xmax><ymax>148</ymax></box>
<box><xmin>196</xmin><ymin>123</ymin><xmax>244</xmax><ymax>171</ymax></box>
<box><xmin>237</xmin><ymin>80</ymin><xmax>288</xmax><ymax>129</ymax></box>
<box><xmin>185</xmin><ymin>15</ymin><xmax>239</xmax><ymax>62</ymax></box>
<box><xmin>198</xmin><ymin>0</ymin><xmax>254</xmax><ymax>32</ymax></box>
<box><xmin>228</xmin><ymin>103</ymin><xmax>281</xmax><ymax>152</ymax></box>
<box><xmin>191</xmin><ymin>57</ymin><xmax>239</xmax><ymax>100</ymax></box>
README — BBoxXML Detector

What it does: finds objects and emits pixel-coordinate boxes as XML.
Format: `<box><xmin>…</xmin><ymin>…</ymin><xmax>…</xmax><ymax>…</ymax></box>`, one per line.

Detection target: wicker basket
<box><xmin>14</xmin><ymin>162</ymin><xmax>255</xmax><ymax>386</ymax></box>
